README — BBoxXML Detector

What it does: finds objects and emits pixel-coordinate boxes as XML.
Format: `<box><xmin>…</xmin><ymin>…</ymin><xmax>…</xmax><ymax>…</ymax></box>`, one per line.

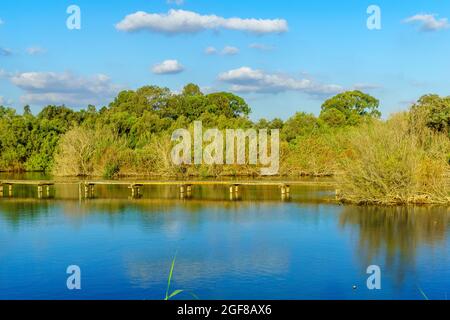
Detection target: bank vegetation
<box><xmin>0</xmin><ymin>84</ymin><xmax>449</xmax><ymax>204</ymax></box>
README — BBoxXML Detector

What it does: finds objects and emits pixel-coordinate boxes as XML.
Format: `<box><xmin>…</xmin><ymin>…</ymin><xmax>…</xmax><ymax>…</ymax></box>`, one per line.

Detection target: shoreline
<box><xmin>1</xmin><ymin>176</ymin><xmax>449</xmax><ymax>206</ymax></box>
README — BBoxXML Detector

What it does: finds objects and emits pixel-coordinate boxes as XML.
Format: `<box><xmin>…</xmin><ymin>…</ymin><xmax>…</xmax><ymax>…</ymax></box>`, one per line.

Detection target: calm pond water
<box><xmin>0</xmin><ymin>176</ymin><xmax>449</xmax><ymax>300</ymax></box>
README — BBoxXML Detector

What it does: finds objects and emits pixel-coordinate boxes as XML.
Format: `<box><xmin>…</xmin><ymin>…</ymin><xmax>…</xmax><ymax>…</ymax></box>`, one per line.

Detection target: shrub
<box><xmin>52</xmin><ymin>127</ymin><xmax>97</xmax><ymax>176</ymax></box>
<box><xmin>337</xmin><ymin>114</ymin><xmax>450</xmax><ymax>205</ymax></box>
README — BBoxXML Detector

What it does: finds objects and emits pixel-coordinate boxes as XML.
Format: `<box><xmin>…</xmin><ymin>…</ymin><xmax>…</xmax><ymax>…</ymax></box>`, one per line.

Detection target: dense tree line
<box><xmin>0</xmin><ymin>83</ymin><xmax>448</xmax><ymax>179</ymax></box>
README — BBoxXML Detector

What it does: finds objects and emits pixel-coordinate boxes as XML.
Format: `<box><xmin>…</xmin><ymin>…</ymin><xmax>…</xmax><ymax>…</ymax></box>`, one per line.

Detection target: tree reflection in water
<box><xmin>340</xmin><ymin>205</ymin><xmax>449</xmax><ymax>285</ymax></box>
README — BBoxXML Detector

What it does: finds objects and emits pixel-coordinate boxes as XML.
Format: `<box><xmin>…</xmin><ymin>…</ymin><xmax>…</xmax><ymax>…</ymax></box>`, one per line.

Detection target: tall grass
<box><xmin>164</xmin><ymin>254</ymin><xmax>184</xmax><ymax>301</ymax></box>
<box><xmin>281</xmin><ymin>129</ymin><xmax>352</xmax><ymax>176</ymax></box>
<box><xmin>53</xmin><ymin>111</ymin><xmax>450</xmax><ymax>206</ymax></box>
<box><xmin>337</xmin><ymin>113</ymin><xmax>450</xmax><ymax>205</ymax></box>
<box><xmin>164</xmin><ymin>253</ymin><xmax>198</xmax><ymax>300</ymax></box>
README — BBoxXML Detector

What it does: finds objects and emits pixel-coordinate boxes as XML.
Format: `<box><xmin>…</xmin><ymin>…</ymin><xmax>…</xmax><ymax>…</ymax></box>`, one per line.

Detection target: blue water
<box><xmin>0</xmin><ymin>184</ymin><xmax>449</xmax><ymax>300</ymax></box>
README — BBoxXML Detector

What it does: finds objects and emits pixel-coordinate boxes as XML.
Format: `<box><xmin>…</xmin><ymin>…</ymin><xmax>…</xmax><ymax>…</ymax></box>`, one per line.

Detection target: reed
<box><xmin>164</xmin><ymin>253</ymin><xmax>198</xmax><ymax>300</ymax></box>
<box><xmin>337</xmin><ymin>113</ymin><xmax>450</xmax><ymax>205</ymax></box>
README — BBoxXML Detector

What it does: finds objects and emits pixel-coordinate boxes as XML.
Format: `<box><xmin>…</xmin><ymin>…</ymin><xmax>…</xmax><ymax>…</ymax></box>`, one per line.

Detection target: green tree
<box><xmin>282</xmin><ymin>112</ymin><xmax>321</xmax><ymax>142</ymax></box>
<box><xmin>205</xmin><ymin>92</ymin><xmax>251</xmax><ymax>118</ymax></box>
<box><xmin>23</xmin><ymin>105</ymin><xmax>32</xmax><ymax>116</ymax></box>
<box><xmin>182</xmin><ymin>83</ymin><xmax>203</xmax><ymax>96</ymax></box>
<box><xmin>320</xmin><ymin>90</ymin><xmax>380</xmax><ymax>126</ymax></box>
<box><xmin>320</xmin><ymin>108</ymin><xmax>346</xmax><ymax>127</ymax></box>
<box><xmin>411</xmin><ymin>94</ymin><xmax>450</xmax><ymax>134</ymax></box>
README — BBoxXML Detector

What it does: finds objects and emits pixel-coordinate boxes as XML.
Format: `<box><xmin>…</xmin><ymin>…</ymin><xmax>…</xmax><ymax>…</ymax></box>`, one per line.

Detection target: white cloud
<box><xmin>167</xmin><ymin>0</ymin><xmax>184</xmax><ymax>5</ymax></box>
<box><xmin>205</xmin><ymin>46</ymin><xmax>218</xmax><ymax>55</ymax></box>
<box><xmin>0</xmin><ymin>19</ymin><xmax>4</xmax><ymax>25</ymax></box>
<box><xmin>0</xmin><ymin>47</ymin><xmax>12</xmax><ymax>56</ymax></box>
<box><xmin>10</xmin><ymin>72</ymin><xmax>121</xmax><ymax>106</ymax></box>
<box><xmin>116</xmin><ymin>9</ymin><xmax>288</xmax><ymax>35</ymax></box>
<box><xmin>249</xmin><ymin>43</ymin><xmax>274</xmax><ymax>51</ymax></box>
<box><xmin>0</xmin><ymin>69</ymin><xmax>11</xmax><ymax>77</ymax></box>
<box><xmin>221</xmin><ymin>46</ymin><xmax>239</xmax><ymax>55</ymax></box>
<box><xmin>403</xmin><ymin>13</ymin><xmax>450</xmax><ymax>31</ymax></box>
<box><xmin>152</xmin><ymin>59</ymin><xmax>184</xmax><ymax>74</ymax></box>
<box><xmin>205</xmin><ymin>46</ymin><xmax>239</xmax><ymax>56</ymax></box>
<box><xmin>218</xmin><ymin>67</ymin><xmax>343</xmax><ymax>97</ymax></box>
<box><xmin>26</xmin><ymin>46</ymin><xmax>47</xmax><ymax>55</ymax></box>
<box><xmin>0</xmin><ymin>96</ymin><xmax>13</xmax><ymax>106</ymax></box>
<box><xmin>352</xmin><ymin>83</ymin><xmax>382</xmax><ymax>91</ymax></box>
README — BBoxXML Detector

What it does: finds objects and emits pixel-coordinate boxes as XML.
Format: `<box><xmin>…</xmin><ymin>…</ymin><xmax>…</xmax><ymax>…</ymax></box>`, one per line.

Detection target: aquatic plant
<box><xmin>417</xmin><ymin>286</ymin><xmax>429</xmax><ymax>300</ymax></box>
<box><xmin>164</xmin><ymin>253</ymin><xmax>198</xmax><ymax>300</ymax></box>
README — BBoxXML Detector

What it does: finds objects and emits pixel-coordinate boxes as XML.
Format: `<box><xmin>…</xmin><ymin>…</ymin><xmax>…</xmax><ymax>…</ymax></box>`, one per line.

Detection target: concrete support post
<box><xmin>280</xmin><ymin>184</ymin><xmax>290</xmax><ymax>200</ymax></box>
<box><xmin>84</xmin><ymin>184</ymin><xmax>94</xmax><ymax>198</ymax></box>
<box><xmin>229</xmin><ymin>184</ymin><xmax>241</xmax><ymax>201</ymax></box>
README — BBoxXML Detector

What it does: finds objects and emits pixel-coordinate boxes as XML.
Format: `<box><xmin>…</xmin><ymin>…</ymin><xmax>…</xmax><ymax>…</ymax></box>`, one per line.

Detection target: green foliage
<box><xmin>164</xmin><ymin>254</ymin><xmax>182</xmax><ymax>300</ymax></box>
<box><xmin>182</xmin><ymin>83</ymin><xmax>203</xmax><ymax>96</ymax></box>
<box><xmin>2</xmin><ymin>84</ymin><xmax>449</xmax><ymax>202</ymax></box>
<box><xmin>337</xmin><ymin>114</ymin><xmax>450</xmax><ymax>205</ymax></box>
<box><xmin>103</xmin><ymin>162</ymin><xmax>121</xmax><ymax>179</ymax></box>
<box><xmin>411</xmin><ymin>94</ymin><xmax>450</xmax><ymax>134</ymax></box>
<box><xmin>282</xmin><ymin>112</ymin><xmax>322</xmax><ymax>142</ymax></box>
<box><xmin>164</xmin><ymin>253</ymin><xmax>198</xmax><ymax>300</ymax></box>
<box><xmin>319</xmin><ymin>108</ymin><xmax>347</xmax><ymax>127</ymax></box>
<box><xmin>320</xmin><ymin>90</ymin><xmax>381</xmax><ymax>126</ymax></box>
<box><xmin>0</xmin><ymin>84</ymin><xmax>252</xmax><ymax>173</ymax></box>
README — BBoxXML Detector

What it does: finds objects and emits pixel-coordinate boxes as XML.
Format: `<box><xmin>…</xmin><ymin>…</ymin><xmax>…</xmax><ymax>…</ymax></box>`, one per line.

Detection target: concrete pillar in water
<box><xmin>186</xmin><ymin>185</ymin><xmax>192</xmax><ymax>198</ymax></box>
<box><xmin>37</xmin><ymin>185</ymin><xmax>43</xmax><ymax>198</ymax></box>
<box><xmin>179</xmin><ymin>184</ymin><xmax>192</xmax><ymax>199</ymax></box>
<box><xmin>179</xmin><ymin>184</ymin><xmax>186</xmax><ymax>200</ymax></box>
<box><xmin>84</xmin><ymin>183</ymin><xmax>94</xmax><ymax>198</ymax></box>
<box><xmin>130</xmin><ymin>184</ymin><xmax>142</xmax><ymax>198</ymax></box>
<box><xmin>280</xmin><ymin>184</ymin><xmax>291</xmax><ymax>200</ymax></box>
<box><xmin>84</xmin><ymin>184</ymin><xmax>89</xmax><ymax>198</ymax></box>
<box><xmin>136</xmin><ymin>186</ymin><xmax>141</xmax><ymax>197</ymax></box>
<box><xmin>0</xmin><ymin>184</ymin><xmax>3</xmax><ymax>197</ymax></box>
<box><xmin>229</xmin><ymin>184</ymin><xmax>240</xmax><ymax>201</ymax></box>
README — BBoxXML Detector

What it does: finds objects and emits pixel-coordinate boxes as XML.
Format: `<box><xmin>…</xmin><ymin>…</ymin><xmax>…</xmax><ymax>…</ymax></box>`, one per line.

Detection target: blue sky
<box><xmin>1</xmin><ymin>0</ymin><xmax>450</xmax><ymax>120</ymax></box>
